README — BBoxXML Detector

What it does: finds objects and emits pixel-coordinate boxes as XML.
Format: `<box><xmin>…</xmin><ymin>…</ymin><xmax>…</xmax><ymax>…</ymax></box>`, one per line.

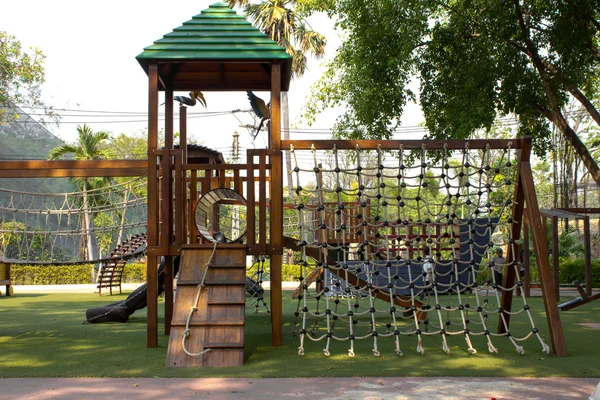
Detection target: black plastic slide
<box><xmin>85</xmin><ymin>257</ymin><xmax>180</xmax><ymax>323</ymax></box>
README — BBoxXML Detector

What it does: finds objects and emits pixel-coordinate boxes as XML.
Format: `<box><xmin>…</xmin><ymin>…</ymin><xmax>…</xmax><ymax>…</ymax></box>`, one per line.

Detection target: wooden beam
<box><xmin>282</xmin><ymin>138</ymin><xmax>528</xmax><ymax>151</ymax></box>
<box><xmin>552</xmin><ymin>216</ymin><xmax>560</xmax><ymax>302</ymax></box>
<box><xmin>584</xmin><ymin>216</ymin><xmax>592</xmax><ymax>297</ymax></box>
<box><xmin>0</xmin><ymin>160</ymin><xmax>147</xmax><ymax>178</ymax></box>
<box><xmin>147</xmin><ymin>63</ymin><xmax>159</xmax><ymax>348</ymax></box>
<box><xmin>163</xmin><ymin>87</ymin><xmax>174</xmax><ymax>337</ymax></box>
<box><xmin>524</xmin><ymin>215</ymin><xmax>531</xmax><ymax>297</ymax></box>
<box><xmin>522</xmin><ymin>161</ymin><xmax>567</xmax><ymax>356</ymax></box>
<box><xmin>499</xmin><ymin>139</ymin><xmax>530</xmax><ymax>333</ymax></box>
<box><xmin>270</xmin><ymin>63</ymin><xmax>283</xmax><ymax>347</ymax></box>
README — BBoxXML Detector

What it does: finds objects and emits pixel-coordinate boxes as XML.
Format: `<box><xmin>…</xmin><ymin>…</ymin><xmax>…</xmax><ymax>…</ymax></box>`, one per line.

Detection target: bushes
<box><xmin>10</xmin><ymin>262</ymin><xmax>147</xmax><ymax>285</ymax></box>
<box><xmin>559</xmin><ymin>258</ymin><xmax>600</xmax><ymax>287</ymax></box>
<box><xmin>246</xmin><ymin>262</ymin><xmax>303</xmax><ymax>282</ymax></box>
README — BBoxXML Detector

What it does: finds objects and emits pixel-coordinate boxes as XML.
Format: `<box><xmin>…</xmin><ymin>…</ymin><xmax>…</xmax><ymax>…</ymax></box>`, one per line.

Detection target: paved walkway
<box><xmin>1</xmin><ymin>377</ymin><xmax>598</xmax><ymax>400</ymax></box>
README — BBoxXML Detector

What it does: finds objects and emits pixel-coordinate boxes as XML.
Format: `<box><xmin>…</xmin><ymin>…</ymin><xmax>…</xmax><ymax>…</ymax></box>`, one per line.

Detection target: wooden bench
<box><xmin>97</xmin><ymin>233</ymin><xmax>147</xmax><ymax>296</ymax></box>
<box><xmin>0</xmin><ymin>262</ymin><xmax>13</xmax><ymax>296</ymax></box>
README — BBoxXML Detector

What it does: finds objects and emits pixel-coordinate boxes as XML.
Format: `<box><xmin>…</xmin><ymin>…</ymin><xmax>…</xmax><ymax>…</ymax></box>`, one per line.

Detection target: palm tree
<box><xmin>49</xmin><ymin>124</ymin><xmax>115</xmax><ymax>262</ymax></box>
<box><xmin>226</xmin><ymin>0</ymin><xmax>326</xmax><ymax>198</ymax></box>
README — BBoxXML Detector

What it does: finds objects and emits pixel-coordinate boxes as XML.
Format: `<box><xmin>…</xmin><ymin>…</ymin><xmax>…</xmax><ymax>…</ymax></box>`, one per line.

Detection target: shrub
<box><xmin>559</xmin><ymin>258</ymin><xmax>600</xmax><ymax>287</ymax></box>
<box><xmin>10</xmin><ymin>261</ymin><xmax>147</xmax><ymax>285</ymax></box>
<box><xmin>246</xmin><ymin>262</ymin><xmax>305</xmax><ymax>282</ymax></box>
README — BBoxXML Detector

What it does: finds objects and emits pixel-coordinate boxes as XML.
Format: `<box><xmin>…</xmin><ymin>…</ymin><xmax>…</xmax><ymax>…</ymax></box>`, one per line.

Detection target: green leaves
<box><xmin>0</xmin><ymin>32</ymin><xmax>46</xmax><ymax>124</ymax></box>
<box><xmin>304</xmin><ymin>0</ymin><xmax>600</xmax><ymax>167</ymax></box>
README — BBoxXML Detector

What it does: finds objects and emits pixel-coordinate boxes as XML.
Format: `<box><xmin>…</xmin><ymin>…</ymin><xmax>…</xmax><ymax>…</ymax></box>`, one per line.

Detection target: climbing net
<box><xmin>0</xmin><ymin>177</ymin><xmax>147</xmax><ymax>263</ymax></box>
<box><xmin>245</xmin><ymin>258</ymin><xmax>270</xmax><ymax>313</ymax></box>
<box><xmin>289</xmin><ymin>141</ymin><xmax>549</xmax><ymax>357</ymax></box>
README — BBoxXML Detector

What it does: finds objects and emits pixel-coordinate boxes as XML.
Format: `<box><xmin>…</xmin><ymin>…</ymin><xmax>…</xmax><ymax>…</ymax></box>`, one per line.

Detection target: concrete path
<box><xmin>0</xmin><ymin>377</ymin><xmax>598</xmax><ymax>400</ymax></box>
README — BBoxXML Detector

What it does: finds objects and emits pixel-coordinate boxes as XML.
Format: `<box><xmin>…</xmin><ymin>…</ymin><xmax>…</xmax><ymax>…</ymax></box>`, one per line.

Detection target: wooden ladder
<box><xmin>166</xmin><ymin>245</ymin><xmax>247</xmax><ymax>367</ymax></box>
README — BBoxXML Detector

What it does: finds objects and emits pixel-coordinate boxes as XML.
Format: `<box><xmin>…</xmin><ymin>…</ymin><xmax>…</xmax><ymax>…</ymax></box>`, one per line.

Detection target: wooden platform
<box><xmin>166</xmin><ymin>246</ymin><xmax>247</xmax><ymax>368</ymax></box>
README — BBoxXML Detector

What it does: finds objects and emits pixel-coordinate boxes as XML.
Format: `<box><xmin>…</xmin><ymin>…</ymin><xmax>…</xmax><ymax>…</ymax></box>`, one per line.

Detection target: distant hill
<box><xmin>0</xmin><ymin>107</ymin><xmax>75</xmax><ymax>194</ymax></box>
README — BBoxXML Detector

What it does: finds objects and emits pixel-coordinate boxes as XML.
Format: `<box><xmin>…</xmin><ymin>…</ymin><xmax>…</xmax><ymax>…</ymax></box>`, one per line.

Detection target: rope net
<box><xmin>0</xmin><ymin>177</ymin><xmax>147</xmax><ymax>264</ymax></box>
<box><xmin>289</xmin><ymin>142</ymin><xmax>549</xmax><ymax>357</ymax></box>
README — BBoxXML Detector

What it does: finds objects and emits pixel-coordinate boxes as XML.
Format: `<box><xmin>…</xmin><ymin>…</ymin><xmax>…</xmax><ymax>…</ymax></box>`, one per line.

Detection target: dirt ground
<box><xmin>1</xmin><ymin>377</ymin><xmax>598</xmax><ymax>400</ymax></box>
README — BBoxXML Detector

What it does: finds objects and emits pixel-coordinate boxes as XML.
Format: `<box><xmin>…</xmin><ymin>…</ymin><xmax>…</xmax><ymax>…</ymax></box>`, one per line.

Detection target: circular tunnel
<box><xmin>194</xmin><ymin>188</ymin><xmax>247</xmax><ymax>244</ymax></box>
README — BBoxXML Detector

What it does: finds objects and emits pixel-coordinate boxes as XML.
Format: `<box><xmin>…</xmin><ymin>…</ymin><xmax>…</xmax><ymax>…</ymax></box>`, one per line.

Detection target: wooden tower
<box><xmin>137</xmin><ymin>2</ymin><xmax>292</xmax><ymax>366</ymax></box>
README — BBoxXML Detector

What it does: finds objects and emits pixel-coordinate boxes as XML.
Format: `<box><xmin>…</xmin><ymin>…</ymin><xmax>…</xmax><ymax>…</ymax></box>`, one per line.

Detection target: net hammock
<box><xmin>0</xmin><ymin>177</ymin><xmax>147</xmax><ymax>264</ymax></box>
<box><xmin>289</xmin><ymin>142</ymin><xmax>550</xmax><ymax>357</ymax></box>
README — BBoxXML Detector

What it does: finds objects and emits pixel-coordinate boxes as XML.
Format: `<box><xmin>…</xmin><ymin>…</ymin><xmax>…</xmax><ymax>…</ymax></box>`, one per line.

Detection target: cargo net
<box><xmin>289</xmin><ymin>142</ymin><xmax>549</xmax><ymax>357</ymax></box>
<box><xmin>0</xmin><ymin>177</ymin><xmax>147</xmax><ymax>264</ymax></box>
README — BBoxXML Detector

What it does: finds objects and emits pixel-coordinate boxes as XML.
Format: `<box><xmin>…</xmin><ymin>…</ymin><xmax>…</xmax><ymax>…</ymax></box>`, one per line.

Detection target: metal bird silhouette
<box><xmin>246</xmin><ymin>91</ymin><xmax>270</xmax><ymax>139</ymax></box>
<box><xmin>173</xmin><ymin>91</ymin><xmax>207</xmax><ymax>107</ymax></box>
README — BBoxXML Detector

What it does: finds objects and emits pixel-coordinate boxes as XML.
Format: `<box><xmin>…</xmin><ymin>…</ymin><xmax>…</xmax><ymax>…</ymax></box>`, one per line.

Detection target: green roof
<box><xmin>136</xmin><ymin>2</ymin><xmax>292</xmax><ymax>91</ymax></box>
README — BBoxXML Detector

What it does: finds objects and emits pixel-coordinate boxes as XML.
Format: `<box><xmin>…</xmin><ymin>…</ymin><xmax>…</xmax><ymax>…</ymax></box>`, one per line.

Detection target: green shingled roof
<box><xmin>137</xmin><ymin>2</ymin><xmax>292</xmax><ymax>91</ymax></box>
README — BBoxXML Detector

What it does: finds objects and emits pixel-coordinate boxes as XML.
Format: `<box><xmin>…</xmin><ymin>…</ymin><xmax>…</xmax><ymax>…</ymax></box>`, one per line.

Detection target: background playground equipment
<box><xmin>0</xmin><ymin>262</ymin><xmax>12</xmax><ymax>296</ymax></box>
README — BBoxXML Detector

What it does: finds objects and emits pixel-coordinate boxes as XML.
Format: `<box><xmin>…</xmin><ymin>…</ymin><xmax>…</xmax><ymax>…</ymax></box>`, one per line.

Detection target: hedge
<box><xmin>10</xmin><ymin>262</ymin><xmax>147</xmax><ymax>285</ymax></box>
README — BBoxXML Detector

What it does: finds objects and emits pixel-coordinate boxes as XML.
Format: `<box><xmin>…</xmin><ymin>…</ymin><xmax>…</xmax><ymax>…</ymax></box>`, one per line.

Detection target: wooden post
<box><xmin>584</xmin><ymin>215</ymin><xmax>592</xmax><ymax>297</ymax></box>
<box><xmin>499</xmin><ymin>139</ymin><xmax>529</xmax><ymax>333</ymax></box>
<box><xmin>552</xmin><ymin>216</ymin><xmax>560</xmax><ymax>302</ymax></box>
<box><xmin>146</xmin><ymin>63</ymin><xmax>159</xmax><ymax>348</ymax></box>
<box><xmin>524</xmin><ymin>215</ymin><xmax>531</xmax><ymax>297</ymax></box>
<box><xmin>522</xmin><ymin>163</ymin><xmax>567</xmax><ymax>356</ymax></box>
<box><xmin>269</xmin><ymin>63</ymin><xmax>283</xmax><ymax>346</ymax></box>
<box><xmin>179</xmin><ymin>106</ymin><xmax>188</xmax><ymax>243</ymax></box>
<box><xmin>163</xmin><ymin>87</ymin><xmax>174</xmax><ymax>336</ymax></box>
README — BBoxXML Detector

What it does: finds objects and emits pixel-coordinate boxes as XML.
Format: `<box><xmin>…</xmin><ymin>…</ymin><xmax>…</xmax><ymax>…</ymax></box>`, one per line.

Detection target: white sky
<box><xmin>1</xmin><ymin>0</ymin><xmax>425</xmax><ymax>159</ymax></box>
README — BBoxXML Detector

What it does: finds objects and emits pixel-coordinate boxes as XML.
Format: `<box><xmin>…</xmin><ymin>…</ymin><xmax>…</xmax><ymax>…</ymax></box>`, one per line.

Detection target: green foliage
<box><xmin>0</xmin><ymin>221</ymin><xmax>25</xmax><ymax>258</ymax></box>
<box><xmin>559</xmin><ymin>258</ymin><xmax>600</xmax><ymax>287</ymax></box>
<box><xmin>111</xmin><ymin>131</ymin><xmax>148</xmax><ymax>160</ymax></box>
<box><xmin>10</xmin><ymin>262</ymin><xmax>147</xmax><ymax>285</ymax></box>
<box><xmin>0</xmin><ymin>32</ymin><xmax>46</xmax><ymax>124</ymax></box>
<box><xmin>226</xmin><ymin>0</ymin><xmax>326</xmax><ymax>78</ymax></box>
<box><xmin>304</xmin><ymin>0</ymin><xmax>600</xmax><ymax>161</ymax></box>
<box><xmin>249</xmin><ymin>261</ymin><xmax>302</xmax><ymax>282</ymax></box>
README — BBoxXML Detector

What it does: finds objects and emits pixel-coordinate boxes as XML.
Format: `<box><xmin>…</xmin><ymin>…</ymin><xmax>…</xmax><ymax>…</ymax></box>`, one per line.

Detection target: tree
<box><xmin>49</xmin><ymin>124</ymin><xmax>115</xmax><ymax>262</ymax></box>
<box><xmin>0</xmin><ymin>32</ymin><xmax>46</xmax><ymax>124</ymax></box>
<box><xmin>226</xmin><ymin>0</ymin><xmax>326</xmax><ymax>198</ymax></box>
<box><xmin>303</xmin><ymin>0</ymin><xmax>600</xmax><ymax>186</ymax></box>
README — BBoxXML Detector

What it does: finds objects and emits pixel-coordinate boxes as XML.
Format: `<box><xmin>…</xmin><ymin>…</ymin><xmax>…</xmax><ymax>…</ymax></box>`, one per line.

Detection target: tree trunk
<box><xmin>282</xmin><ymin>92</ymin><xmax>294</xmax><ymax>200</ymax></box>
<box><xmin>557</xmin><ymin>119</ymin><xmax>600</xmax><ymax>188</ymax></box>
<box><xmin>514</xmin><ymin>0</ymin><xmax>600</xmax><ymax>188</ymax></box>
<box><xmin>117</xmin><ymin>185</ymin><xmax>129</xmax><ymax>246</ymax></box>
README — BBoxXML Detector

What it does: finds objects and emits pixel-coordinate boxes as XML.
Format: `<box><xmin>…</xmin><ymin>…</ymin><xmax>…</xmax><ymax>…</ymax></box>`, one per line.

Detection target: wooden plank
<box><xmin>0</xmin><ymin>167</ymin><xmax>147</xmax><ymax>178</ymax></box>
<box><xmin>270</xmin><ymin>63</ymin><xmax>283</xmax><ymax>347</ymax></box>
<box><xmin>163</xmin><ymin>87</ymin><xmax>174</xmax><ymax>337</ymax></box>
<box><xmin>146</xmin><ymin>62</ymin><xmax>159</xmax><ymax>348</ymax></box>
<box><xmin>521</xmin><ymin>161</ymin><xmax>567</xmax><ymax>356</ymax></box>
<box><xmin>259</xmin><ymin>152</ymin><xmax>267</xmax><ymax>251</ymax></box>
<box><xmin>167</xmin><ymin>247</ymin><xmax>246</xmax><ymax>368</ymax></box>
<box><xmin>552</xmin><ymin>216</ymin><xmax>560</xmax><ymax>302</ymax></box>
<box><xmin>190</xmin><ymin>170</ymin><xmax>198</xmax><ymax>244</ymax></box>
<box><xmin>499</xmin><ymin>140</ymin><xmax>529</xmax><ymax>333</ymax></box>
<box><xmin>281</xmin><ymin>138</ymin><xmax>527</xmax><ymax>151</ymax></box>
<box><xmin>524</xmin><ymin>215</ymin><xmax>531</xmax><ymax>297</ymax></box>
<box><xmin>584</xmin><ymin>216</ymin><xmax>592</xmax><ymax>296</ymax></box>
<box><xmin>247</xmin><ymin>150</ymin><xmax>256</xmax><ymax>248</ymax></box>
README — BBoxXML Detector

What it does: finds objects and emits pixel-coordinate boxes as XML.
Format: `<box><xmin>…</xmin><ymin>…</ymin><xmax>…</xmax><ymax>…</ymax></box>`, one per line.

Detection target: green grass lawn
<box><xmin>0</xmin><ymin>290</ymin><xmax>599</xmax><ymax>378</ymax></box>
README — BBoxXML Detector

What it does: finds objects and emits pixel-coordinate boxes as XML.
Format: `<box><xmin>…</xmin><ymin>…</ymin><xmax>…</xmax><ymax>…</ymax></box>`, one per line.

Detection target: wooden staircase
<box><xmin>166</xmin><ymin>245</ymin><xmax>247</xmax><ymax>367</ymax></box>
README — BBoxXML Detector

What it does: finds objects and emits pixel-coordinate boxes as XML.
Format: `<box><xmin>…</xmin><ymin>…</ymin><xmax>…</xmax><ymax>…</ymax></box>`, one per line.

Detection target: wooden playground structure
<box><xmin>2</xmin><ymin>2</ymin><xmax>589</xmax><ymax>367</ymax></box>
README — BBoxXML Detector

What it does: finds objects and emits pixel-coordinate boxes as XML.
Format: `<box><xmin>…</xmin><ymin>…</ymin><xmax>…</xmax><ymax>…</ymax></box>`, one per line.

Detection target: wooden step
<box><xmin>178</xmin><ymin>279</ymin><xmax>246</xmax><ymax>286</ymax></box>
<box><xmin>171</xmin><ymin>321</ymin><xmax>244</xmax><ymax>327</ymax></box>
<box><xmin>208</xmin><ymin>300</ymin><xmax>246</xmax><ymax>306</ymax></box>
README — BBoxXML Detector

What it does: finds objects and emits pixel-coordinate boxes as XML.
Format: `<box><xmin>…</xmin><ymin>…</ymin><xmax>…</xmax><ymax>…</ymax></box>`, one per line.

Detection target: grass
<box><xmin>0</xmin><ymin>290</ymin><xmax>599</xmax><ymax>378</ymax></box>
